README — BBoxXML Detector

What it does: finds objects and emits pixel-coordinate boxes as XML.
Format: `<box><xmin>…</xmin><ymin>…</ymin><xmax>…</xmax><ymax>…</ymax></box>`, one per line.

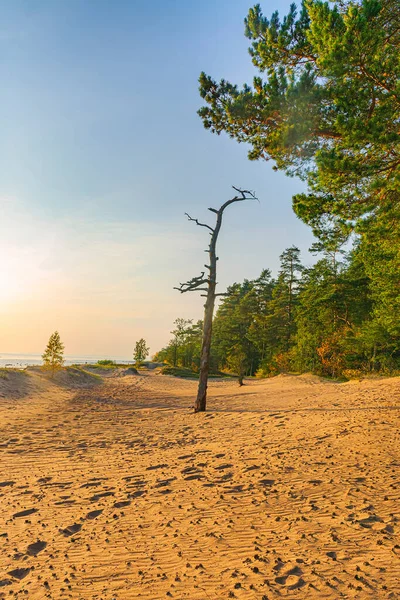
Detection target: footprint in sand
<box><xmin>154</xmin><ymin>477</ymin><xmax>177</xmax><ymax>488</ymax></box>
<box><xmin>259</xmin><ymin>479</ymin><xmax>275</xmax><ymax>487</ymax></box>
<box><xmin>244</xmin><ymin>465</ymin><xmax>260</xmax><ymax>472</ymax></box>
<box><xmin>181</xmin><ymin>466</ymin><xmax>204</xmax><ymax>480</ymax></box>
<box><xmin>146</xmin><ymin>463</ymin><xmax>168</xmax><ymax>471</ymax></box>
<box><xmin>86</xmin><ymin>509</ymin><xmax>103</xmax><ymax>520</ymax></box>
<box><xmin>80</xmin><ymin>481</ymin><xmax>102</xmax><ymax>489</ymax></box>
<box><xmin>129</xmin><ymin>490</ymin><xmax>146</xmax><ymax>498</ymax></box>
<box><xmin>13</xmin><ymin>508</ymin><xmax>38</xmax><ymax>518</ymax></box>
<box><xmin>27</xmin><ymin>540</ymin><xmax>47</xmax><ymax>556</ymax></box>
<box><xmin>125</xmin><ymin>481</ymin><xmax>147</xmax><ymax>490</ymax></box>
<box><xmin>218</xmin><ymin>472</ymin><xmax>233</xmax><ymax>482</ymax></box>
<box><xmin>113</xmin><ymin>500</ymin><xmax>131</xmax><ymax>509</ymax></box>
<box><xmin>60</xmin><ymin>523</ymin><xmax>82</xmax><ymax>537</ymax></box>
<box><xmin>223</xmin><ymin>485</ymin><xmax>244</xmax><ymax>494</ymax></box>
<box><xmin>181</xmin><ymin>466</ymin><xmax>201</xmax><ymax>475</ymax></box>
<box><xmin>89</xmin><ymin>491</ymin><xmax>115</xmax><ymax>502</ymax></box>
<box><xmin>7</xmin><ymin>567</ymin><xmax>31</xmax><ymax>580</ymax></box>
<box><xmin>184</xmin><ymin>474</ymin><xmax>204</xmax><ymax>481</ymax></box>
<box><xmin>275</xmin><ymin>566</ymin><xmax>306</xmax><ymax>590</ymax></box>
<box><xmin>54</xmin><ymin>498</ymin><xmax>76</xmax><ymax>506</ymax></box>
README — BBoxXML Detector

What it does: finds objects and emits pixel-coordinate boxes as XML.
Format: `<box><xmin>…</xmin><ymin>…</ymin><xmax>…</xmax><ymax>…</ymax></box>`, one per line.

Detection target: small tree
<box><xmin>226</xmin><ymin>347</ymin><xmax>248</xmax><ymax>387</ymax></box>
<box><xmin>134</xmin><ymin>338</ymin><xmax>149</xmax><ymax>368</ymax></box>
<box><xmin>171</xmin><ymin>318</ymin><xmax>193</xmax><ymax>366</ymax></box>
<box><xmin>42</xmin><ymin>331</ymin><xmax>65</xmax><ymax>378</ymax></box>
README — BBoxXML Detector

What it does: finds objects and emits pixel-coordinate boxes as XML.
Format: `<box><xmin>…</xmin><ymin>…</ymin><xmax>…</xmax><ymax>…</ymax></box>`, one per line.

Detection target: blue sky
<box><xmin>0</xmin><ymin>0</ymin><xmax>315</xmax><ymax>357</ymax></box>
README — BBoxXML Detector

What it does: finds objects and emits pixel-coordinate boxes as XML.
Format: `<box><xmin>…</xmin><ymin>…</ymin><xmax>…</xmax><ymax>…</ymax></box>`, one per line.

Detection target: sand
<box><xmin>0</xmin><ymin>369</ymin><xmax>399</xmax><ymax>599</ymax></box>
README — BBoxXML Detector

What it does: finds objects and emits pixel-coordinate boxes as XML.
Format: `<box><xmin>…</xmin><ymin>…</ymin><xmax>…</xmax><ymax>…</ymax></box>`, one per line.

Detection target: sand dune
<box><xmin>0</xmin><ymin>370</ymin><xmax>399</xmax><ymax>598</ymax></box>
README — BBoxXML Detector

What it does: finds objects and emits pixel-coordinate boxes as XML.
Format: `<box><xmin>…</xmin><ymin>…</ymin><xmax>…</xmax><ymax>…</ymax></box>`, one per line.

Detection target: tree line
<box><xmin>155</xmin><ymin>240</ymin><xmax>399</xmax><ymax>380</ymax></box>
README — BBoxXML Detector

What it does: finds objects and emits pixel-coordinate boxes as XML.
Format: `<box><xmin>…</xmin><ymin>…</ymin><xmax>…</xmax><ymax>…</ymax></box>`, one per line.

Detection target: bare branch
<box><xmin>174</xmin><ymin>287</ymin><xmax>209</xmax><ymax>293</ymax></box>
<box><xmin>173</xmin><ymin>272</ymin><xmax>209</xmax><ymax>294</ymax></box>
<box><xmin>185</xmin><ymin>213</ymin><xmax>214</xmax><ymax>232</ymax></box>
<box><xmin>232</xmin><ymin>185</ymin><xmax>257</xmax><ymax>198</ymax></box>
<box><xmin>209</xmin><ymin>188</ymin><xmax>259</xmax><ymax>215</ymax></box>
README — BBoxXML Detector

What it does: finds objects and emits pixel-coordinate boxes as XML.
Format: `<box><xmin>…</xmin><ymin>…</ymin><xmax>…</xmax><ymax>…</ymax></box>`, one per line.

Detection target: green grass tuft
<box><xmin>67</xmin><ymin>366</ymin><xmax>103</xmax><ymax>381</ymax></box>
<box><xmin>96</xmin><ymin>359</ymin><xmax>116</xmax><ymax>366</ymax></box>
<box><xmin>161</xmin><ymin>365</ymin><xmax>198</xmax><ymax>378</ymax></box>
<box><xmin>161</xmin><ymin>365</ymin><xmax>232</xmax><ymax>379</ymax></box>
<box><xmin>0</xmin><ymin>367</ymin><xmax>29</xmax><ymax>380</ymax></box>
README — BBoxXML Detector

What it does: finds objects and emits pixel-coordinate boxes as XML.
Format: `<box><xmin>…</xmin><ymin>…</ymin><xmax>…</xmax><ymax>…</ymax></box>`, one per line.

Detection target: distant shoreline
<box><xmin>0</xmin><ymin>353</ymin><xmax>132</xmax><ymax>369</ymax></box>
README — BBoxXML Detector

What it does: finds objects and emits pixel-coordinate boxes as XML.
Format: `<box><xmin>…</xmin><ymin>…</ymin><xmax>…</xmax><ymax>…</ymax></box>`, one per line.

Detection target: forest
<box><xmin>155</xmin><ymin>0</ymin><xmax>399</xmax><ymax>380</ymax></box>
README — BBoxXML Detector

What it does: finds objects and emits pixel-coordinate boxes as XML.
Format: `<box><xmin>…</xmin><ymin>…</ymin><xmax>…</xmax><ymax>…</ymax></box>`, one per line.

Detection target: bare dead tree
<box><xmin>174</xmin><ymin>186</ymin><xmax>257</xmax><ymax>412</ymax></box>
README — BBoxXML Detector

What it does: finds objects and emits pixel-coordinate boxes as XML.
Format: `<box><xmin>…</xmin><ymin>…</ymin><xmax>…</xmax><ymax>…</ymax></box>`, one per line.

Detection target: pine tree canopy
<box><xmin>198</xmin><ymin>0</ymin><xmax>400</xmax><ymax>234</ymax></box>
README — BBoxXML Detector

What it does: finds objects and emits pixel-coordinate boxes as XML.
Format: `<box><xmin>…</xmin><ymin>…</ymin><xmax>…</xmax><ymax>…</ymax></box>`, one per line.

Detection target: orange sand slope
<box><xmin>0</xmin><ymin>370</ymin><xmax>399</xmax><ymax>599</ymax></box>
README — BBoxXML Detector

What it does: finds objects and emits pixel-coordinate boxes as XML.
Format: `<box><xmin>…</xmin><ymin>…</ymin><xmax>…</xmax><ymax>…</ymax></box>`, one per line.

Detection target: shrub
<box><xmin>161</xmin><ymin>365</ymin><xmax>198</xmax><ymax>378</ymax></box>
<box><xmin>0</xmin><ymin>368</ymin><xmax>9</xmax><ymax>380</ymax></box>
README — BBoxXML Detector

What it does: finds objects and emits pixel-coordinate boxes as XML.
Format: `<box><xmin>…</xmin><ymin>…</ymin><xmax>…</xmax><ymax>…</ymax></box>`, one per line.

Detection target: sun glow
<box><xmin>0</xmin><ymin>257</ymin><xmax>35</xmax><ymax>305</ymax></box>
<box><xmin>0</xmin><ymin>242</ymin><xmax>52</xmax><ymax>308</ymax></box>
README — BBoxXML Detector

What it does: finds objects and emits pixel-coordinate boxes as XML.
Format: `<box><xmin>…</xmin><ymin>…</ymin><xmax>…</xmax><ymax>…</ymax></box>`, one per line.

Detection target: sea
<box><xmin>0</xmin><ymin>353</ymin><xmax>132</xmax><ymax>369</ymax></box>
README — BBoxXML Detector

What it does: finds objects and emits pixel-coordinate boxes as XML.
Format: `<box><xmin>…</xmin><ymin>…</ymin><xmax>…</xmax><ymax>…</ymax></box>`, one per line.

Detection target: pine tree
<box><xmin>133</xmin><ymin>339</ymin><xmax>149</xmax><ymax>368</ymax></box>
<box><xmin>42</xmin><ymin>331</ymin><xmax>65</xmax><ymax>378</ymax></box>
<box><xmin>213</xmin><ymin>280</ymin><xmax>258</xmax><ymax>383</ymax></box>
<box><xmin>264</xmin><ymin>246</ymin><xmax>303</xmax><ymax>368</ymax></box>
<box><xmin>293</xmin><ymin>248</ymin><xmax>373</xmax><ymax>376</ymax></box>
<box><xmin>198</xmin><ymin>0</ymin><xmax>399</xmax><ymax>231</ymax></box>
<box><xmin>245</xmin><ymin>270</ymin><xmax>275</xmax><ymax>368</ymax></box>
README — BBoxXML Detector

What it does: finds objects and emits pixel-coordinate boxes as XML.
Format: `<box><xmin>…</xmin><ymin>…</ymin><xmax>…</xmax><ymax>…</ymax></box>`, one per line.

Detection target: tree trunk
<box><xmin>174</xmin><ymin>187</ymin><xmax>257</xmax><ymax>413</ymax></box>
<box><xmin>287</xmin><ymin>257</ymin><xmax>293</xmax><ymax>351</ymax></box>
<box><xmin>195</xmin><ymin>283</ymin><xmax>216</xmax><ymax>411</ymax></box>
<box><xmin>195</xmin><ymin>220</ymin><xmax>218</xmax><ymax>412</ymax></box>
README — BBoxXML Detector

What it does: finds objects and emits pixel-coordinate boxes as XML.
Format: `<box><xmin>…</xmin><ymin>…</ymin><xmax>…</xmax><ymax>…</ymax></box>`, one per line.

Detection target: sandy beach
<box><xmin>0</xmin><ymin>369</ymin><xmax>399</xmax><ymax>599</ymax></box>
